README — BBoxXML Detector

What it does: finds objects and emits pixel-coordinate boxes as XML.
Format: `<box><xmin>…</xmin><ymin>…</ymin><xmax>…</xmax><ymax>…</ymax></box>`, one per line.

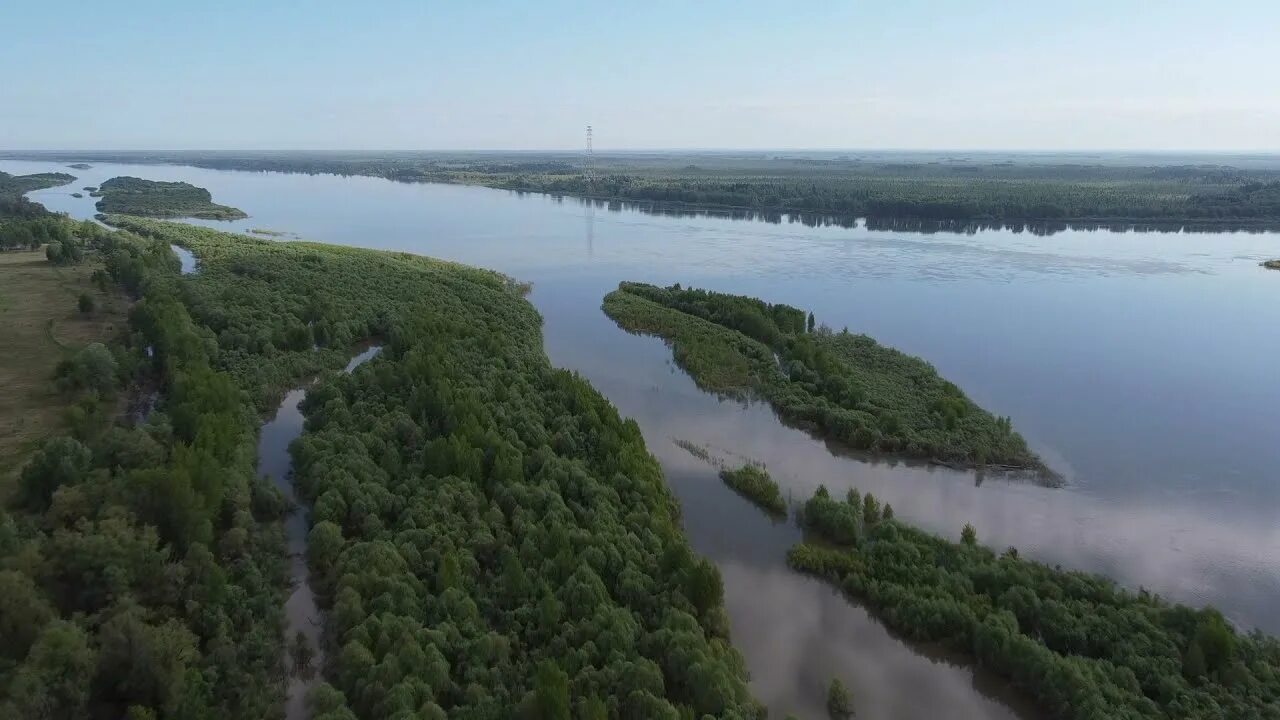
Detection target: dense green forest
<box><xmin>1</xmin><ymin>222</ymin><xmax>289</xmax><ymax>718</ymax></box>
<box><xmin>95</xmin><ymin>177</ymin><xmax>247</xmax><ymax>220</ymax></box>
<box><xmin>790</xmin><ymin>486</ymin><xmax>1280</xmax><ymax>720</ymax></box>
<box><xmin>81</xmin><ymin>217</ymin><xmax>762</xmax><ymax>719</ymax></box>
<box><xmin>718</xmin><ymin>464</ymin><xmax>786</xmax><ymax>517</ymax></box>
<box><xmin>0</xmin><ymin>171</ymin><xmax>75</xmax><ymax>221</ymax></box>
<box><xmin>12</xmin><ymin>151</ymin><xmax>1280</xmax><ymax>228</ymax></box>
<box><xmin>603</xmin><ymin>282</ymin><xmax>1044</xmax><ymax>473</ymax></box>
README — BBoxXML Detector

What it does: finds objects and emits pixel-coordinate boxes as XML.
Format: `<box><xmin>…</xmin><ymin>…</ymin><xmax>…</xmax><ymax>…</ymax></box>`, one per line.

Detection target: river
<box><xmin>256</xmin><ymin>344</ymin><xmax>382</xmax><ymax>719</ymax></box>
<box><xmin>7</xmin><ymin>158</ymin><xmax>1279</xmax><ymax>719</ymax></box>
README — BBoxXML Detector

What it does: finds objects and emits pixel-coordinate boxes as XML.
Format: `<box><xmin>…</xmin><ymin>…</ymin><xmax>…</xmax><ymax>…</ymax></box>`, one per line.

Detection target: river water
<box><xmin>256</xmin><ymin>344</ymin><xmax>381</xmax><ymax>719</ymax></box>
<box><xmin>7</xmin><ymin>158</ymin><xmax>1280</xmax><ymax>719</ymax></box>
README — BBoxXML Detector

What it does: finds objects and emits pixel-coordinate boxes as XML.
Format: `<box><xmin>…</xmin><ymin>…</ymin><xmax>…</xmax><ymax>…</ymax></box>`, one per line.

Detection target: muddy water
<box><xmin>256</xmin><ymin>345</ymin><xmax>381</xmax><ymax>719</ymax></box>
<box><xmin>9</xmin><ymin>157</ymin><xmax>1280</xmax><ymax>719</ymax></box>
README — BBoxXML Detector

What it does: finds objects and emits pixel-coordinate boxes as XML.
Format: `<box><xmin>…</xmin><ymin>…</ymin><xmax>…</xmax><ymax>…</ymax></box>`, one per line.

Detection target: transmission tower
<box><xmin>584</xmin><ymin>125</ymin><xmax>596</xmax><ymax>189</ymax></box>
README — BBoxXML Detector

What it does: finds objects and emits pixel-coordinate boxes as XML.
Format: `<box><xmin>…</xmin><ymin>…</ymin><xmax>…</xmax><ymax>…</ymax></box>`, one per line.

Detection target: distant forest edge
<box><xmin>5</xmin><ymin>151</ymin><xmax>1280</xmax><ymax>231</ymax></box>
<box><xmin>94</xmin><ymin>176</ymin><xmax>247</xmax><ymax>220</ymax></box>
<box><xmin>602</xmin><ymin>282</ymin><xmax>1048</xmax><ymax>477</ymax></box>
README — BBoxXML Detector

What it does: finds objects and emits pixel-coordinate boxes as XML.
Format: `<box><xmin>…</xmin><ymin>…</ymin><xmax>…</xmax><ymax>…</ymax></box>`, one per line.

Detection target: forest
<box><xmin>0</xmin><ymin>171</ymin><xmax>76</xmax><ymax>221</ymax></box>
<box><xmin>2</xmin><ymin>215</ymin><xmax>762</xmax><ymax>719</ymax></box>
<box><xmin>602</xmin><ymin>282</ymin><xmax>1045</xmax><ymax>473</ymax></box>
<box><xmin>789</xmin><ymin>486</ymin><xmax>1280</xmax><ymax>720</ymax></box>
<box><xmin>10</xmin><ymin>151</ymin><xmax>1280</xmax><ymax>229</ymax></box>
<box><xmin>94</xmin><ymin>177</ymin><xmax>247</xmax><ymax>220</ymax></box>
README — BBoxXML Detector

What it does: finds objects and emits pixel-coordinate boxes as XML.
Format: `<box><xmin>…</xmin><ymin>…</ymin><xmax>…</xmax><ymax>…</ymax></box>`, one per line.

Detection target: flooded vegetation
<box><xmin>789</xmin><ymin>485</ymin><xmax>1280</xmax><ymax>720</ymax></box>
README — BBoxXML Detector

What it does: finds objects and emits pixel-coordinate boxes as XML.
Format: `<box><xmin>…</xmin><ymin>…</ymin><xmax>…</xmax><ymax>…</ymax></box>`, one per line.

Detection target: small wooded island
<box><xmin>791</xmin><ymin>485</ymin><xmax>1280</xmax><ymax>720</ymax></box>
<box><xmin>603</xmin><ymin>282</ymin><xmax>1048</xmax><ymax>478</ymax></box>
<box><xmin>94</xmin><ymin>175</ymin><xmax>247</xmax><ymax>219</ymax></box>
<box><xmin>1263</xmin><ymin>259</ymin><xmax>1280</xmax><ymax>270</ymax></box>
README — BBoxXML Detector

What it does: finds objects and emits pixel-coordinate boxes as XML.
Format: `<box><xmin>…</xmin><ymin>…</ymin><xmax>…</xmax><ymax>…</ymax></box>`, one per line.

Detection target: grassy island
<box><xmin>67</xmin><ymin>163</ymin><xmax>92</xmax><ymax>170</ymax></box>
<box><xmin>94</xmin><ymin>176</ymin><xmax>247</xmax><ymax>219</ymax></box>
<box><xmin>603</xmin><ymin>282</ymin><xmax>1045</xmax><ymax>475</ymax></box>
<box><xmin>789</xmin><ymin>486</ymin><xmax>1280</xmax><ymax>720</ymax></box>
<box><xmin>719</xmin><ymin>464</ymin><xmax>787</xmax><ymax>517</ymax></box>
<box><xmin>1263</xmin><ymin>259</ymin><xmax>1280</xmax><ymax>270</ymax></box>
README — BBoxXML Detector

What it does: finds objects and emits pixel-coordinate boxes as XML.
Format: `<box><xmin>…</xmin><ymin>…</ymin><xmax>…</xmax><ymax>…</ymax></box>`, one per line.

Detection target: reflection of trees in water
<box><xmin>560</xmin><ymin>195</ymin><xmax>1280</xmax><ymax>236</ymax></box>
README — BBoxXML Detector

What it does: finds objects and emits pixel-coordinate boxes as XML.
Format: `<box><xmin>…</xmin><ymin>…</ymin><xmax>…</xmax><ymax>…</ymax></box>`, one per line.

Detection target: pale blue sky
<box><xmin>2</xmin><ymin>0</ymin><xmax>1276</xmax><ymax>150</ymax></box>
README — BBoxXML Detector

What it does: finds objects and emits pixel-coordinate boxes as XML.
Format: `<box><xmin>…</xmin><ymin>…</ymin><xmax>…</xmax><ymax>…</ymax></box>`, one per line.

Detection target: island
<box><xmin>603</xmin><ymin>282</ymin><xmax>1048</xmax><ymax>477</ymax></box>
<box><xmin>719</xmin><ymin>463</ymin><xmax>787</xmax><ymax>517</ymax></box>
<box><xmin>67</xmin><ymin>162</ymin><xmax>93</xmax><ymax>169</ymax></box>
<box><xmin>1264</xmin><ymin>259</ymin><xmax>1280</xmax><ymax>270</ymax></box>
<box><xmin>93</xmin><ymin>175</ymin><xmax>247</xmax><ymax>219</ymax></box>
<box><xmin>71</xmin><ymin>192</ymin><xmax>83</xmax><ymax>198</ymax></box>
<box><xmin>791</xmin><ymin>485</ymin><xmax>1280</xmax><ymax>720</ymax></box>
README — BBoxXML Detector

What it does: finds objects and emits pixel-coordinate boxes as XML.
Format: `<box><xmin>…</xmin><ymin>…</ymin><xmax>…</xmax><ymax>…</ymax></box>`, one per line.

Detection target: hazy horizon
<box><xmin>3</xmin><ymin>1</ymin><xmax>1277</xmax><ymax>152</ymax></box>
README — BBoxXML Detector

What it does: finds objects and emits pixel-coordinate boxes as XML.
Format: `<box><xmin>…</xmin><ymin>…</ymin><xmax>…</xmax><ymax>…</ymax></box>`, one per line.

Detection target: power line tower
<box><xmin>584</xmin><ymin>125</ymin><xmax>596</xmax><ymax>190</ymax></box>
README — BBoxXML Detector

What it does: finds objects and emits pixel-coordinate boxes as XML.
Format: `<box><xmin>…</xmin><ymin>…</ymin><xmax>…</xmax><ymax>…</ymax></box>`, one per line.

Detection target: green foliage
<box><xmin>826</xmin><ymin>677</ymin><xmax>853</xmax><ymax>719</ymax></box>
<box><xmin>718</xmin><ymin>464</ymin><xmax>786</xmax><ymax>516</ymax></box>
<box><xmin>55</xmin><ymin>342</ymin><xmax>118</xmax><ymax>396</ymax></box>
<box><xmin>77</xmin><ymin>292</ymin><xmax>95</xmax><ymax>314</ymax></box>
<box><xmin>3</xmin><ymin>224</ymin><xmax>290</xmax><ymax>718</ymax></box>
<box><xmin>76</xmin><ymin>218</ymin><xmax>761</xmax><ymax>718</ymax></box>
<box><xmin>94</xmin><ymin>176</ymin><xmax>247</xmax><ymax>220</ymax></box>
<box><xmin>801</xmin><ymin>486</ymin><xmax>861</xmax><ymax>546</ymax></box>
<box><xmin>788</xmin><ymin>487</ymin><xmax>1280</xmax><ymax>720</ymax></box>
<box><xmin>604</xmin><ymin>282</ymin><xmax>1045</xmax><ymax>473</ymax></box>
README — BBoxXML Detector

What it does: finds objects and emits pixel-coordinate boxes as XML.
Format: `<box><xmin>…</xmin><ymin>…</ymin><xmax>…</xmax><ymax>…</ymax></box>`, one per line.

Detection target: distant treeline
<box><xmin>791</xmin><ymin>485</ymin><xmax>1280</xmax><ymax>720</ymax></box>
<box><xmin>602</xmin><ymin>282</ymin><xmax>1045</xmax><ymax>474</ymax></box>
<box><xmin>9</xmin><ymin>152</ymin><xmax>1280</xmax><ymax>228</ymax></box>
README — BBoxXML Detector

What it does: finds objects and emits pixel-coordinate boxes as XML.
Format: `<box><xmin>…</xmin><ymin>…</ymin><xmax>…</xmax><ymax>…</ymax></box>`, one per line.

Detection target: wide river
<box><xmin>7</xmin><ymin>159</ymin><xmax>1280</xmax><ymax>719</ymax></box>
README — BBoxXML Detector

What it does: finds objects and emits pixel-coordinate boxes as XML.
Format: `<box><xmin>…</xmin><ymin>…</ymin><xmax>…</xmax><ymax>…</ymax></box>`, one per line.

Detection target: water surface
<box><xmin>8</xmin><ymin>158</ymin><xmax>1280</xmax><ymax>718</ymax></box>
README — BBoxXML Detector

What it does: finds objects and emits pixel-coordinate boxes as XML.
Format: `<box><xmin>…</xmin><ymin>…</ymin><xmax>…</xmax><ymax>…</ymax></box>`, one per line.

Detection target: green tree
<box><xmin>961</xmin><ymin>523</ymin><xmax>977</xmax><ymax>546</ymax></box>
<box><xmin>827</xmin><ymin>677</ymin><xmax>854</xmax><ymax>719</ymax></box>
<box><xmin>19</xmin><ymin>436</ymin><xmax>92</xmax><ymax>510</ymax></box>
<box><xmin>78</xmin><ymin>292</ymin><xmax>95</xmax><ymax>314</ymax></box>
<box><xmin>6</xmin><ymin>620</ymin><xmax>97</xmax><ymax>719</ymax></box>
<box><xmin>533</xmin><ymin>661</ymin><xmax>571</xmax><ymax>720</ymax></box>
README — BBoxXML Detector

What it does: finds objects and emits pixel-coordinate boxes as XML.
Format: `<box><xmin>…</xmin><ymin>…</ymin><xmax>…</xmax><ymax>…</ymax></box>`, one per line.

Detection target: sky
<box><xmin>2</xmin><ymin>0</ymin><xmax>1277</xmax><ymax>151</ymax></box>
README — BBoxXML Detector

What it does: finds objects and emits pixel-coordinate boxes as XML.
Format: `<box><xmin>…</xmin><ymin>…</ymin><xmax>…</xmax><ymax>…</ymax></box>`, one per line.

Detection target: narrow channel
<box><xmin>257</xmin><ymin>344</ymin><xmax>382</xmax><ymax>719</ymax></box>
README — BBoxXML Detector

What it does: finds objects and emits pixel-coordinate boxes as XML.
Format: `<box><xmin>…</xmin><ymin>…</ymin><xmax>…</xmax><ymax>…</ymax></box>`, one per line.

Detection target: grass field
<box><xmin>0</xmin><ymin>249</ymin><xmax>126</xmax><ymax>490</ymax></box>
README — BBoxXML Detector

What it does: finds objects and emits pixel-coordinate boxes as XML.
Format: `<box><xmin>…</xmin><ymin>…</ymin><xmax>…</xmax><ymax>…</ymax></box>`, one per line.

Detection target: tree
<box><xmin>6</xmin><ymin>620</ymin><xmax>97</xmax><ymax>719</ymax></box>
<box><xmin>807</xmin><ymin>312</ymin><xmax>816</xmax><ymax>333</ymax></box>
<box><xmin>533</xmin><ymin>661</ymin><xmax>571</xmax><ymax>720</ymax></box>
<box><xmin>78</xmin><ymin>293</ymin><xmax>95</xmax><ymax>314</ymax></box>
<box><xmin>827</xmin><ymin>677</ymin><xmax>854</xmax><ymax>719</ymax></box>
<box><xmin>961</xmin><ymin>523</ymin><xmax>977</xmax><ymax>546</ymax></box>
<box><xmin>882</xmin><ymin>503</ymin><xmax>894</xmax><ymax>520</ymax></box>
<box><xmin>19</xmin><ymin>436</ymin><xmax>92</xmax><ymax>510</ymax></box>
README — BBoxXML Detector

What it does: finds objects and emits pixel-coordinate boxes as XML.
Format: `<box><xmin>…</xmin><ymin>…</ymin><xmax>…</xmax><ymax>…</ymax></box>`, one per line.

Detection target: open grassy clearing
<box><xmin>0</xmin><ymin>249</ymin><xmax>126</xmax><ymax>490</ymax></box>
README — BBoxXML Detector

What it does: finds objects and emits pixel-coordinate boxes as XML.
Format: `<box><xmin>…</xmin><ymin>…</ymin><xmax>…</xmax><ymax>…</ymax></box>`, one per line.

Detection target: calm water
<box><xmin>256</xmin><ymin>344</ymin><xmax>381</xmax><ymax>720</ymax></box>
<box><xmin>8</xmin><ymin>158</ymin><xmax>1280</xmax><ymax>719</ymax></box>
